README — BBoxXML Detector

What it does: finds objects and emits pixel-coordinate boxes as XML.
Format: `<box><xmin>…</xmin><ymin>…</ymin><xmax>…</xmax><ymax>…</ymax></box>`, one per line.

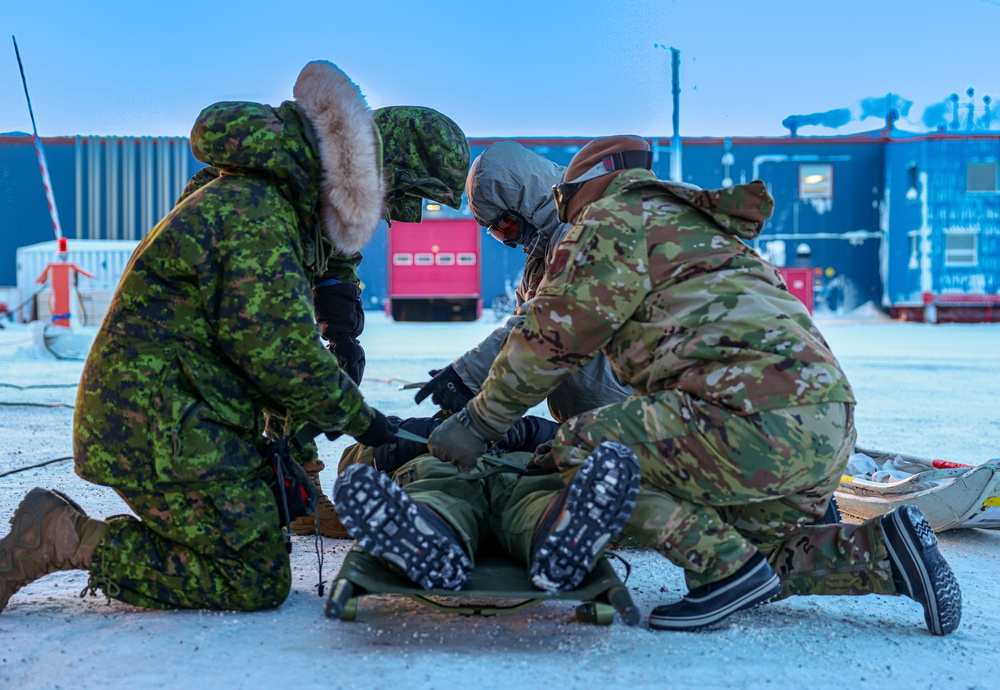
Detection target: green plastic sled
<box><xmin>324</xmin><ymin>545</ymin><xmax>639</xmax><ymax>626</ymax></box>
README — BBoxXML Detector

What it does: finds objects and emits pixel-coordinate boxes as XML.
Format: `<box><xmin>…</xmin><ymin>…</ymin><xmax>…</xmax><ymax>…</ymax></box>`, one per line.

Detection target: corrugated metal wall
<box><xmin>0</xmin><ymin>135</ymin><xmax>202</xmax><ymax>287</ymax></box>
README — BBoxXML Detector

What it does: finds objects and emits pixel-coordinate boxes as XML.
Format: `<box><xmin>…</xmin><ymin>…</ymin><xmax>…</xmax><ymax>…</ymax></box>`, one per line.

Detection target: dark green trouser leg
<box><xmin>392</xmin><ymin>455</ymin><xmax>493</xmax><ymax>565</ymax></box>
<box><xmin>92</xmin><ymin>474</ymin><xmax>290</xmax><ymax>611</ymax></box>
<box><xmin>489</xmin><ymin>472</ymin><xmax>568</xmax><ymax>565</ymax></box>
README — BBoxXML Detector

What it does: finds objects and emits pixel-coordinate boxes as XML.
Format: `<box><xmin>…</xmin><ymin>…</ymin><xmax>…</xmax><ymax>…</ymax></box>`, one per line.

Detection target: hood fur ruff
<box><xmin>294</xmin><ymin>61</ymin><xmax>383</xmax><ymax>255</ymax></box>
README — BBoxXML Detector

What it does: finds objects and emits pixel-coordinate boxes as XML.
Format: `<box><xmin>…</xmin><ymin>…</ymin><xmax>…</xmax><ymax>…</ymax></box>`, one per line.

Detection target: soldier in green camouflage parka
<box><xmin>0</xmin><ymin>61</ymin><xmax>468</xmax><ymax>614</ymax></box>
<box><xmin>428</xmin><ymin>135</ymin><xmax>954</xmax><ymax>631</ymax></box>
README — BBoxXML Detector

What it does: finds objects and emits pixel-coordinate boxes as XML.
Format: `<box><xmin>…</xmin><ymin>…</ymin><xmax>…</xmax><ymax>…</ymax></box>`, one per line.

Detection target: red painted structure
<box><xmin>386</xmin><ymin>219</ymin><xmax>481</xmax><ymax>321</ymax></box>
<box><xmin>778</xmin><ymin>267</ymin><xmax>815</xmax><ymax>314</ymax></box>
<box><xmin>34</xmin><ymin>237</ymin><xmax>94</xmax><ymax>328</ymax></box>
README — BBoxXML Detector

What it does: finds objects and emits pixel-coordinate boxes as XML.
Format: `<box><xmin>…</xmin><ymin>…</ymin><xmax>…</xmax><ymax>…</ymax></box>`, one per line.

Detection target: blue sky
<box><xmin>3</xmin><ymin>0</ymin><xmax>999</xmax><ymax>139</ymax></box>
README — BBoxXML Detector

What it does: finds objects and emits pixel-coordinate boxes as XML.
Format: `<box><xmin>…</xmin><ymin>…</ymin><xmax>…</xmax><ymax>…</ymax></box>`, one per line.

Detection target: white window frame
<box><xmin>943</xmin><ymin>230</ymin><xmax>978</xmax><ymax>266</ymax></box>
<box><xmin>966</xmin><ymin>161</ymin><xmax>998</xmax><ymax>193</ymax></box>
<box><xmin>799</xmin><ymin>163</ymin><xmax>833</xmax><ymax>199</ymax></box>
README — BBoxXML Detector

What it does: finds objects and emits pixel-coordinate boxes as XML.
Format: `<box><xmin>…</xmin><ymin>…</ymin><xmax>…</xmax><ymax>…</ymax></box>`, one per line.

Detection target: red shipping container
<box><xmin>387</xmin><ymin>219</ymin><xmax>481</xmax><ymax>321</ymax></box>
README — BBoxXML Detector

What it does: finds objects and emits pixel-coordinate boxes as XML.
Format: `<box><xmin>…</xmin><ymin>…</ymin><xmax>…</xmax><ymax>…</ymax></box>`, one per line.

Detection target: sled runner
<box><xmin>835</xmin><ymin>447</ymin><xmax>1000</xmax><ymax>532</ymax></box>
<box><xmin>324</xmin><ymin>544</ymin><xmax>639</xmax><ymax>626</ymax></box>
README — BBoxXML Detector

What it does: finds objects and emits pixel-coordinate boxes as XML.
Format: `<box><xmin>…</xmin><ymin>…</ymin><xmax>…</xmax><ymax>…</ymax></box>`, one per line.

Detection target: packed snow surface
<box><xmin>2</xmin><ymin>313</ymin><xmax>998</xmax><ymax>690</ymax></box>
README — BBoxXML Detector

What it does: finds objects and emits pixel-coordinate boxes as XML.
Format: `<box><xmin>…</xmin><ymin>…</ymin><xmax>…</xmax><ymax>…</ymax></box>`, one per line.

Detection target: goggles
<box><xmin>486</xmin><ymin>211</ymin><xmax>526</xmax><ymax>248</ymax></box>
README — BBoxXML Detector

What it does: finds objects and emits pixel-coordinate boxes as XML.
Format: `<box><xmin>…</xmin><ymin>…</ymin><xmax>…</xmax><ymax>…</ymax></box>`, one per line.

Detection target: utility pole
<box><xmin>653</xmin><ymin>44</ymin><xmax>683</xmax><ymax>181</ymax></box>
<box><xmin>670</xmin><ymin>47</ymin><xmax>682</xmax><ymax>182</ymax></box>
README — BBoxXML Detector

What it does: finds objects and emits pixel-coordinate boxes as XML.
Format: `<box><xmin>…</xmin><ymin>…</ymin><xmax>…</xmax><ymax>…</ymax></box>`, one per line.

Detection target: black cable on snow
<box><xmin>0</xmin><ymin>455</ymin><xmax>74</xmax><ymax>478</ymax></box>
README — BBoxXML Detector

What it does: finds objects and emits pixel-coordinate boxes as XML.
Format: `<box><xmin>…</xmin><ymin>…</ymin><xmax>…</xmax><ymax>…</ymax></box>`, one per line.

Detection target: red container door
<box><xmin>778</xmin><ymin>267</ymin><xmax>814</xmax><ymax>314</ymax></box>
<box><xmin>387</xmin><ymin>219</ymin><xmax>482</xmax><ymax>321</ymax></box>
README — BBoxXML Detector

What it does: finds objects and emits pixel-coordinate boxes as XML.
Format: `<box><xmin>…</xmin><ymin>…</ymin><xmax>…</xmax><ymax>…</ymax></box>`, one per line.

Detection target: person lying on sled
<box><xmin>332</xmin><ymin>415</ymin><xmax>640</xmax><ymax>593</ymax></box>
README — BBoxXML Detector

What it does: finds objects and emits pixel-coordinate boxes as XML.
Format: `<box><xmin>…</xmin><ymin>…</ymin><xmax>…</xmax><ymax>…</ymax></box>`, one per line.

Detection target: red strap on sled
<box><xmin>932</xmin><ymin>460</ymin><xmax>973</xmax><ymax>469</ymax></box>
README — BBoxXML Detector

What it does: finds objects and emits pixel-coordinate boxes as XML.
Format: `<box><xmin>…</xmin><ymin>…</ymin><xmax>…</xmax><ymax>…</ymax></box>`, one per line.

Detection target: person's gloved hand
<box><xmin>413</xmin><ymin>365</ymin><xmax>474</xmax><ymax>413</ymax></box>
<box><xmin>498</xmin><ymin>416</ymin><xmax>560</xmax><ymax>453</ymax></box>
<box><xmin>353</xmin><ymin>409</ymin><xmax>399</xmax><ymax>448</ymax></box>
<box><xmin>373</xmin><ymin>416</ymin><xmax>441</xmax><ymax>474</ymax></box>
<box><xmin>525</xmin><ymin>441</ymin><xmax>559</xmax><ymax>473</ymax></box>
<box><xmin>314</xmin><ymin>280</ymin><xmax>366</xmax><ymax>384</ymax></box>
<box><xmin>328</xmin><ymin>336</ymin><xmax>366</xmax><ymax>385</ymax></box>
<box><xmin>427</xmin><ymin>408</ymin><xmax>497</xmax><ymax>472</ymax></box>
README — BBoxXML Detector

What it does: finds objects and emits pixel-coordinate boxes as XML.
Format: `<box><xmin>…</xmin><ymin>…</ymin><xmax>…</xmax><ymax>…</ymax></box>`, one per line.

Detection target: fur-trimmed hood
<box><xmin>294</xmin><ymin>61</ymin><xmax>383</xmax><ymax>254</ymax></box>
<box><xmin>188</xmin><ymin>61</ymin><xmax>383</xmax><ymax>256</ymax></box>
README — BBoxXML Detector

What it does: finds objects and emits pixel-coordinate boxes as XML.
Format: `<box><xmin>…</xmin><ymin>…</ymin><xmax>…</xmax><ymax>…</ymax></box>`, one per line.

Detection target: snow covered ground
<box><xmin>2</xmin><ymin>312</ymin><xmax>999</xmax><ymax>690</ymax></box>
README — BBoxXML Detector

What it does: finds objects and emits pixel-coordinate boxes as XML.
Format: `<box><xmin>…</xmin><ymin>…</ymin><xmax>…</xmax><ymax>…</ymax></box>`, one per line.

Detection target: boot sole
<box><xmin>884</xmin><ymin>504</ymin><xmax>962</xmax><ymax>635</ymax></box>
<box><xmin>333</xmin><ymin>465</ymin><xmax>471</xmax><ymax>591</ymax></box>
<box><xmin>529</xmin><ymin>441</ymin><xmax>640</xmax><ymax>593</ymax></box>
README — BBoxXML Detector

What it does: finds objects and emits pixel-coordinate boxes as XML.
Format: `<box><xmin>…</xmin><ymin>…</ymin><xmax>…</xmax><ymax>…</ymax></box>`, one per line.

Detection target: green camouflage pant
<box><xmin>392</xmin><ymin>452</ymin><xmax>566</xmax><ymax>565</ymax></box>
<box><xmin>90</xmin><ymin>471</ymin><xmax>291</xmax><ymax>610</ymax></box>
<box><xmin>551</xmin><ymin>390</ymin><xmax>895</xmax><ymax>597</ymax></box>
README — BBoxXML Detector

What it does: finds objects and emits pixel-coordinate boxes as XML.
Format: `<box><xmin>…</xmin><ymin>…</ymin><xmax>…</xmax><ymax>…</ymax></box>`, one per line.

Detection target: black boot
<box><xmin>333</xmin><ymin>464</ymin><xmax>471</xmax><ymax>591</ymax></box>
<box><xmin>880</xmin><ymin>504</ymin><xmax>962</xmax><ymax>635</ymax></box>
<box><xmin>529</xmin><ymin>441</ymin><xmax>640</xmax><ymax>593</ymax></box>
<box><xmin>649</xmin><ymin>552</ymin><xmax>781</xmax><ymax>631</ymax></box>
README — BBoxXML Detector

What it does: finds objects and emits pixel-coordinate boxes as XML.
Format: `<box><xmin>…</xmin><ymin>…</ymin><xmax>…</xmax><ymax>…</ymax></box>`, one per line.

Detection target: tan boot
<box><xmin>289</xmin><ymin>460</ymin><xmax>350</xmax><ymax>539</ymax></box>
<box><xmin>1</xmin><ymin>487</ymin><xmax>109</xmax><ymax>613</ymax></box>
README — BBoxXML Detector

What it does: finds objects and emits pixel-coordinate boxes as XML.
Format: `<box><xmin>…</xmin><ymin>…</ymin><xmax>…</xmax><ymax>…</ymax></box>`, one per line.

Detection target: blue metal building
<box><xmin>3</xmin><ymin>126</ymin><xmax>998</xmax><ymax>322</ymax></box>
<box><xmin>882</xmin><ymin>131</ymin><xmax>1000</xmax><ymax>322</ymax></box>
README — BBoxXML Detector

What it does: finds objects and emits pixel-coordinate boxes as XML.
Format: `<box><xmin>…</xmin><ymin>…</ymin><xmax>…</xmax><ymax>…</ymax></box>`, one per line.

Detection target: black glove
<box><xmin>328</xmin><ymin>336</ymin><xmax>366</xmax><ymax>385</ymax></box>
<box><xmin>525</xmin><ymin>441</ymin><xmax>559</xmax><ymax>473</ymax></box>
<box><xmin>314</xmin><ymin>281</ymin><xmax>365</xmax><ymax>341</ymax></box>
<box><xmin>314</xmin><ymin>280</ymin><xmax>366</xmax><ymax>384</ymax></box>
<box><xmin>413</xmin><ymin>365</ymin><xmax>475</xmax><ymax>413</ymax></box>
<box><xmin>353</xmin><ymin>409</ymin><xmax>399</xmax><ymax>448</ymax></box>
<box><xmin>498</xmin><ymin>416</ymin><xmax>560</xmax><ymax>453</ymax></box>
<box><xmin>373</xmin><ymin>416</ymin><xmax>442</xmax><ymax>474</ymax></box>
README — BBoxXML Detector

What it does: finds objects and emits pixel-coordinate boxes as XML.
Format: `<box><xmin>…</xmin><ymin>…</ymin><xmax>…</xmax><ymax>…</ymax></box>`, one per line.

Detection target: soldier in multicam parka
<box><xmin>427</xmin><ymin>135</ymin><xmax>963</xmax><ymax>635</ymax></box>
<box><xmin>0</xmin><ymin>61</ymin><xmax>468</xmax><ymax>613</ymax></box>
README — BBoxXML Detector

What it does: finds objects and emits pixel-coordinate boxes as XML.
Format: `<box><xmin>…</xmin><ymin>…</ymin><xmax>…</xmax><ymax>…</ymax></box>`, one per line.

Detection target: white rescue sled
<box><xmin>835</xmin><ymin>447</ymin><xmax>1000</xmax><ymax>532</ymax></box>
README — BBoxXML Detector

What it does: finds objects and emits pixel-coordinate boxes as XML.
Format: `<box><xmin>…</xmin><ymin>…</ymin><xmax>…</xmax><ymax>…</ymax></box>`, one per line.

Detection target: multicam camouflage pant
<box><xmin>90</xmin><ymin>471</ymin><xmax>291</xmax><ymax>610</ymax></box>
<box><xmin>392</xmin><ymin>452</ymin><xmax>565</xmax><ymax>565</ymax></box>
<box><xmin>551</xmin><ymin>390</ymin><xmax>896</xmax><ymax>597</ymax></box>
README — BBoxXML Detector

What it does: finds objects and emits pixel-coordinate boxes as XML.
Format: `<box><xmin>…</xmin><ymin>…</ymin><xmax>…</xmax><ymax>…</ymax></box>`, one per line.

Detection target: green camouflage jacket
<box><xmin>74</xmin><ymin>95</ymin><xmax>379</xmax><ymax>489</ymax></box>
<box><xmin>469</xmin><ymin>170</ymin><xmax>856</xmax><ymax>436</ymax></box>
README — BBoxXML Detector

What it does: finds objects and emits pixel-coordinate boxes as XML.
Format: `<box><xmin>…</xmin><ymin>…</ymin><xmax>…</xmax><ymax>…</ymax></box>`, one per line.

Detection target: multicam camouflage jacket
<box><xmin>74</xmin><ymin>63</ymin><xmax>385</xmax><ymax>489</ymax></box>
<box><xmin>468</xmin><ymin>169</ymin><xmax>856</xmax><ymax>437</ymax></box>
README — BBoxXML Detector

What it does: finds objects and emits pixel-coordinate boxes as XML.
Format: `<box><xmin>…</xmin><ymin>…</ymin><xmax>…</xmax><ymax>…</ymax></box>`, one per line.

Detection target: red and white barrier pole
<box><xmin>14</xmin><ymin>36</ymin><xmax>93</xmax><ymax>327</ymax></box>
